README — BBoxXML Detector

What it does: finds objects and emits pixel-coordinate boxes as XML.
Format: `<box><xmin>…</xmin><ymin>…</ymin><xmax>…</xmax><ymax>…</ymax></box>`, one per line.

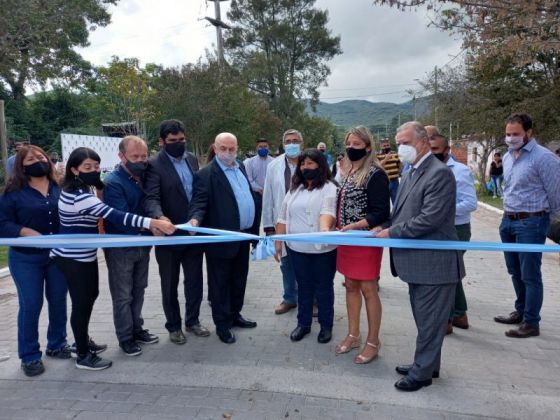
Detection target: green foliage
<box><xmin>225</xmin><ymin>0</ymin><xmax>342</xmax><ymax>122</ymax></box>
<box><xmin>0</xmin><ymin>0</ymin><xmax>117</xmax><ymax>99</ymax></box>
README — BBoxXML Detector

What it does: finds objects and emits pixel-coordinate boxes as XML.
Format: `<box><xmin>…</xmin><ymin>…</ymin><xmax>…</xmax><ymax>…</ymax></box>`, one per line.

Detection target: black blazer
<box><xmin>188</xmin><ymin>159</ymin><xmax>258</xmax><ymax>258</ymax></box>
<box><xmin>143</xmin><ymin>150</ymin><xmax>199</xmax><ymax>234</ymax></box>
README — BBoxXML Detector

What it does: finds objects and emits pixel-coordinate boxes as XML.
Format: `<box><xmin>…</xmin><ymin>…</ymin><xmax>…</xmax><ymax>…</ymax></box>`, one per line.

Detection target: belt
<box><xmin>504</xmin><ymin>211</ymin><xmax>547</xmax><ymax>220</ymax></box>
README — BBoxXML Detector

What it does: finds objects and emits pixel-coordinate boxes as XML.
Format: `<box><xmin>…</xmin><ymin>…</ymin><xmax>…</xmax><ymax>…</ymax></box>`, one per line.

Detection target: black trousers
<box><xmin>154</xmin><ymin>244</ymin><xmax>203</xmax><ymax>332</ymax></box>
<box><xmin>206</xmin><ymin>242</ymin><xmax>250</xmax><ymax>331</ymax></box>
<box><xmin>54</xmin><ymin>257</ymin><xmax>99</xmax><ymax>356</ymax></box>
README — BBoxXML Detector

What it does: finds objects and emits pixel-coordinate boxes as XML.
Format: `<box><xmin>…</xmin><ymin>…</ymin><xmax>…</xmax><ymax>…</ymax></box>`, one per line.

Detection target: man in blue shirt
<box><xmin>6</xmin><ymin>141</ymin><xmax>29</xmax><ymax>177</ymax></box>
<box><xmin>189</xmin><ymin>132</ymin><xmax>258</xmax><ymax>344</ymax></box>
<box><xmin>494</xmin><ymin>113</ymin><xmax>560</xmax><ymax>338</ymax></box>
<box><xmin>103</xmin><ymin>136</ymin><xmax>159</xmax><ymax>357</ymax></box>
<box><xmin>428</xmin><ymin>127</ymin><xmax>477</xmax><ymax>333</ymax></box>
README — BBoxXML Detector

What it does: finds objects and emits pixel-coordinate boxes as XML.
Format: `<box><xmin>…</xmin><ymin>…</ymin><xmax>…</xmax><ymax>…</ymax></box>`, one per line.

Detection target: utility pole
<box><xmin>0</xmin><ymin>100</ymin><xmax>8</xmax><ymax>182</ymax></box>
<box><xmin>434</xmin><ymin>65</ymin><xmax>439</xmax><ymax>127</ymax></box>
<box><xmin>205</xmin><ymin>0</ymin><xmax>231</xmax><ymax>64</ymax></box>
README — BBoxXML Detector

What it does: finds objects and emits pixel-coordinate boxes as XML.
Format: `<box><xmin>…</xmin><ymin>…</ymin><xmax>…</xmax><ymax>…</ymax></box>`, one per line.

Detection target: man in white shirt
<box><xmin>262</xmin><ymin>129</ymin><xmax>304</xmax><ymax>314</ymax></box>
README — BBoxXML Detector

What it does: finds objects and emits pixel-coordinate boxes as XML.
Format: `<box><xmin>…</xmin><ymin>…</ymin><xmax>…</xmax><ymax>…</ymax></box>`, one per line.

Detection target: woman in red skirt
<box><xmin>335</xmin><ymin>126</ymin><xmax>390</xmax><ymax>364</ymax></box>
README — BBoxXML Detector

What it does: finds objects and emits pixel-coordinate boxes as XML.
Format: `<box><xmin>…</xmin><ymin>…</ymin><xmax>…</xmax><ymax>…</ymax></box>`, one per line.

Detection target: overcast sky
<box><xmin>79</xmin><ymin>0</ymin><xmax>462</xmax><ymax>104</ymax></box>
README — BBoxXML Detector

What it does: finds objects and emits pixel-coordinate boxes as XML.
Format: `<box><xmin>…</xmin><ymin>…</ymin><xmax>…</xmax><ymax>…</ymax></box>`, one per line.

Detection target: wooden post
<box><xmin>0</xmin><ymin>100</ymin><xmax>9</xmax><ymax>183</ymax></box>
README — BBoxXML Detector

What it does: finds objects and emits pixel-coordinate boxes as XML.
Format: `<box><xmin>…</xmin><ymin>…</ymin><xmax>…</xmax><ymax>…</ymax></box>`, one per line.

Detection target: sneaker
<box><xmin>134</xmin><ymin>329</ymin><xmax>159</xmax><ymax>344</ymax></box>
<box><xmin>45</xmin><ymin>345</ymin><xmax>72</xmax><ymax>359</ymax></box>
<box><xmin>119</xmin><ymin>340</ymin><xmax>142</xmax><ymax>357</ymax></box>
<box><xmin>76</xmin><ymin>352</ymin><xmax>112</xmax><ymax>371</ymax></box>
<box><xmin>21</xmin><ymin>360</ymin><xmax>45</xmax><ymax>377</ymax></box>
<box><xmin>69</xmin><ymin>338</ymin><xmax>107</xmax><ymax>357</ymax></box>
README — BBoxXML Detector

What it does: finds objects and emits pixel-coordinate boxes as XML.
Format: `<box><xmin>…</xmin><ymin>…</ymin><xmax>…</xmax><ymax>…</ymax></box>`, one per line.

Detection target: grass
<box><xmin>0</xmin><ymin>247</ymin><xmax>7</xmax><ymax>269</ymax></box>
<box><xmin>477</xmin><ymin>192</ymin><xmax>504</xmax><ymax>210</ymax></box>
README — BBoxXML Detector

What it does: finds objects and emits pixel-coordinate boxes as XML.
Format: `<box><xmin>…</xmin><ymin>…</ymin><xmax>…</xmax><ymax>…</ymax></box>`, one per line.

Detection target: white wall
<box><xmin>61</xmin><ymin>134</ymin><xmax>121</xmax><ymax>172</ymax></box>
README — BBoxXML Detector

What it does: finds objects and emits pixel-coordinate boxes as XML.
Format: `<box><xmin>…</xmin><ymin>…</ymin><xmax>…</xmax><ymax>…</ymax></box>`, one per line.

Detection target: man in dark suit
<box><xmin>188</xmin><ymin>132</ymin><xmax>258</xmax><ymax>344</ymax></box>
<box><xmin>144</xmin><ymin>119</ymin><xmax>209</xmax><ymax>345</ymax></box>
<box><xmin>376</xmin><ymin>121</ymin><xmax>465</xmax><ymax>392</ymax></box>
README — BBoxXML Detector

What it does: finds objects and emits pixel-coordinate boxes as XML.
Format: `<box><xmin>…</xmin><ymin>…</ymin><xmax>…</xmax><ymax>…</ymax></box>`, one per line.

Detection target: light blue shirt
<box><xmin>446</xmin><ymin>156</ymin><xmax>477</xmax><ymax>225</ymax></box>
<box><xmin>166</xmin><ymin>152</ymin><xmax>193</xmax><ymax>201</ymax></box>
<box><xmin>243</xmin><ymin>154</ymin><xmax>273</xmax><ymax>192</ymax></box>
<box><xmin>7</xmin><ymin>154</ymin><xmax>16</xmax><ymax>176</ymax></box>
<box><xmin>215</xmin><ymin>157</ymin><xmax>256</xmax><ymax>230</ymax></box>
<box><xmin>503</xmin><ymin>139</ymin><xmax>560</xmax><ymax>216</ymax></box>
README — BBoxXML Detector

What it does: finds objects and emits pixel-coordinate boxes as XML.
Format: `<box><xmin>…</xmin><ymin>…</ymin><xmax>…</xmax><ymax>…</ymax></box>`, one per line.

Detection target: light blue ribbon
<box><xmin>0</xmin><ymin>226</ymin><xmax>558</xmax><ymax>256</ymax></box>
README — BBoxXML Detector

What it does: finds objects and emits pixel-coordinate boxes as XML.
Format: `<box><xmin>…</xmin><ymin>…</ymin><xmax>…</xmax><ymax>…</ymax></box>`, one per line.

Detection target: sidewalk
<box><xmin>0</xmin><ymin>207</ymin><xmax>559</xmax><ymax>419</ymax></box>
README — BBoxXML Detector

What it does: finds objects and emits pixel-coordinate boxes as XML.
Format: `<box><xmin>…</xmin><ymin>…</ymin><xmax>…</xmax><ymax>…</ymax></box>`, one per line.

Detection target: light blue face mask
<box><xmin>284</xmin><ymin>143</ymin><xmax>301</xmax><ymax>158</ymax></box>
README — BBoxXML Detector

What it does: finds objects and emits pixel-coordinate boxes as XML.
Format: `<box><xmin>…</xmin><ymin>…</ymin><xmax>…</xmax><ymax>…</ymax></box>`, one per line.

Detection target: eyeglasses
<box><xmin>284</xmin><ymin>138</ymin><xmax>302</xmax><ymax>145</ymax></box>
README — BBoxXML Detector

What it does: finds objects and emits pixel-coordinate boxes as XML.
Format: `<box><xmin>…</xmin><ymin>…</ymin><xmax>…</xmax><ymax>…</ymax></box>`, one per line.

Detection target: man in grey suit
<box><xmin>376</xmin><ymin>121</ymin><xmax>465</xmax><ymax>392</ymax></box>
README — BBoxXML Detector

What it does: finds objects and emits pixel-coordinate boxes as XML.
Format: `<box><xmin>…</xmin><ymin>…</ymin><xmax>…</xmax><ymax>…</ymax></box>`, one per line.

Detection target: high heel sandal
<box><xmin>335</xmin><ymin>334</ymin><xmax>361</xmax><ymax>354</ymax></box>
<box><xmin>354</xmin><ymin>341</ymin><xmax>381</xmax><ymax>364</ymax></box>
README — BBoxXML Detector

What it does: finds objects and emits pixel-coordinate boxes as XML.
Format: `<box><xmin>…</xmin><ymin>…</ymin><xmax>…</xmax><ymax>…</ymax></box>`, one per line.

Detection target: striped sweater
<box><xmin>50</xmin><ymin>189</ymin><xmax>151</xmax><ymax>262</ymax></box>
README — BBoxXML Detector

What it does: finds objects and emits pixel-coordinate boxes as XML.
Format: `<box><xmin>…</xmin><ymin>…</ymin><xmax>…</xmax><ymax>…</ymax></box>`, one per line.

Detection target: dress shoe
<box><xmin>394</xmin><ymin>376</ymin><xmax>432</xmax><ymax>392</ymax></box>
<box><xmin>452</xmin><ymin>314</ymin><xmax>469</xmax><ymax>329</ymax></box>
<box><xmin>494</xmin><ymin>311</ymin><xmax>522</xmax><ymax>324</ymax></box>
<box><xmin>185</xmin><ymin>323</ymin><xmax>211</xmax><ymax>337</ymax></box>
<box><xmin>446</xmin><ymin>322</ymin><xmax>453</xmax><ymax>335</ymax></box>
<box><xmin>395</xmin><ymin>364</ymin><xmax>439</xmax><ymax>378</ymax></box>
<box><xmin>169</xmin><ymin>330</ymin><xmax>187</xmax><ymax>345</ymax></box>
<box><xmin>317</xmin><ymin>328</ymin><xmax>332</xmax><ymax>343</ymax></box>
<box><xmin>274</xmin><ymin>302</ymin><xmax>297</xmax><ymax>315</ymax></box>
<box><xmin>216</xmin><ymin>329</ymin><xmax>236</xmax><ymax>344</ymax></box>
<box><xmin>290</xmin><ymin>326</ymin><xmax>311</xmax><ymax>342</ymax></box>
<box><xmin>505</xmin><ymin>322</ymin><xmax>539</xmax><ymax>338</ymax></box>
<box><xmin>233</xmin><ymin>316</ymin><xmax>257</xmax><ymax>328</ymax></box>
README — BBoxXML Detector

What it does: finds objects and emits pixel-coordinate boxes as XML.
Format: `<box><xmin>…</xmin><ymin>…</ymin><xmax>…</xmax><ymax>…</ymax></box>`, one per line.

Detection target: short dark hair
<box><xmin>506</xmin><ymin>113</ymin><xmax>533</xmax><ymax>131</ymax></box>
<box><xmin>159</xmin><ymin>119</ymin><xmax>185</xmax><ymax>141</ymax></box>
<box><xmin>494</xmin><ymin>152</ymin><xmax>501</xmax><ymax>157</ymax></box>
<box><xmin>256</xmin><ymin>137</ymin><xmax>268</xmax><ymax>144</ymax></box>
<box><xmin>290</xmin><ymin>148</ymin><xmax>333</xmax><ymax>192</ymax></box>
<box><xmin>62</xmin><ymin>147</ymin><xmax>103</xmax><ymax>192</ymax></box>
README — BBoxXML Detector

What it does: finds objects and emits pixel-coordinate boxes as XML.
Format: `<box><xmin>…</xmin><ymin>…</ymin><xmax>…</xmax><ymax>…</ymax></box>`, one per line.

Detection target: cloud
<box><xmin>78</xmin><ymin>0</ymin><xmax>462</xmax><ymax>104</ymax></box>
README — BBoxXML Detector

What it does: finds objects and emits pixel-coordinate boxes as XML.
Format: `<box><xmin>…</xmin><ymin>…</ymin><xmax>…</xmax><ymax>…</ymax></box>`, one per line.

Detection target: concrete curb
<box><xmin>477</xmin><ymin>200</ymin><xmax>504</xmax><ymax>215</ymax></box>
<box><xmin>0</xmin><ymin>267</ymin><xmax>10</xmax><ymax>279</ymax></box>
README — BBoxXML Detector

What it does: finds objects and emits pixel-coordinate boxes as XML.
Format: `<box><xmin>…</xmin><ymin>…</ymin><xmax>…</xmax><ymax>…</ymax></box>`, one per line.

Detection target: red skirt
<box><xmin>336</xmin><ymin>245</ymin><xmax>383</xmax><ymax>281</ymax></box>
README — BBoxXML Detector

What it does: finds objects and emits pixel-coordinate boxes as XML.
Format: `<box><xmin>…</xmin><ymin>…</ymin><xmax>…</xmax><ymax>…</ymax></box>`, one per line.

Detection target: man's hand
<box><xmin>375</xmin><ymin>228</ymin><xmax>390</xmax><ymax>238</ymax></box>
<box><xmin>274</xmin><ymin>240</ymin><xmax>282</xmax><ymax>263</ymax></box>
<box><xmin>158</xmin><ymin>215</ymin><xmax>171</xmax><ymax>222</ymax></box>
<box><xmin>187</xmin><ymin>218</ymin><xmax>199</xmax><ymax>236</ymax></box>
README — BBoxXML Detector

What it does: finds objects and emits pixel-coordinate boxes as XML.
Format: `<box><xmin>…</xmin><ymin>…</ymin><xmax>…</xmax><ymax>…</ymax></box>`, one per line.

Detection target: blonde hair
<box><xmin>340</xmin><ymin>126</ymin><xmax>381</xmax><ymax>188</ymax></box>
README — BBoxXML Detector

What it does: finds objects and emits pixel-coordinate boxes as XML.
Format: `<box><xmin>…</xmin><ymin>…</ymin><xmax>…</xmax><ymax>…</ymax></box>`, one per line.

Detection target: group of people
<box><xmin>1</xmin><ymin>113</ymin><xmax>559</xmax><ymax>393</ymax></box>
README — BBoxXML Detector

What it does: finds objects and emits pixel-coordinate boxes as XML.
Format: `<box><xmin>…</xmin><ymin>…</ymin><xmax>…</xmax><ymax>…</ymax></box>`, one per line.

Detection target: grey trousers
<box><xmin>104</xmin><ymin>247</ymin><xmax>151</xmax><ymax>343</ymax></box>
<box><xmin>408</xmin><ymin>282</ymin><xmax>456</xmax><ymax>381</ymax></box>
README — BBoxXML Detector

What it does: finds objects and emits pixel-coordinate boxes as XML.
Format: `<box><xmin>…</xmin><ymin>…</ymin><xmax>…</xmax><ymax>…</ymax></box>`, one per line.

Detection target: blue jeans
<box><xmin>286</xmin><ymin>247</ymin><xmax>336</xmax><ymax>329</ymax></box>
<box><xmin>491</xmin><ymin>175</ymin><xmax>503</xmax><ymax>197</ymax></box>
<box><xmin>389</xmin><ymin>179</ymin><xmax>400</xmax><ymax>205</ymax></box>
<box><xmin>499</xmin><ymin>215</ymin><xmax>550</xmax><ymax>327</ymax></box>
<box><xmin>9</xmin><ymin>249</ymin><xmax>68</xmax><ymax>363</ymax></box>
<box><xmin>280</xmin><ymin>255</ymin><xmax>298</xmax><ymax>305</ymax></box>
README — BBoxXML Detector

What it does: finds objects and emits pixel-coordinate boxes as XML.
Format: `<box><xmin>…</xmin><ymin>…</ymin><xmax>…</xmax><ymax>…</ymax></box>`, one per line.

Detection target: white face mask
<box><xmin>398</xmin><ymin>144</ymin><xmax>417</xmax><ymax>164</ymax></box>
<box><xmin>217</xmin><ymin>152</ymin><xmax>237</xmax><ymax>166</ymax></box>
<box><xmin>505</xmin><ymin>135</ymin><xmax>525</xmax><ymax>151</ymax></box>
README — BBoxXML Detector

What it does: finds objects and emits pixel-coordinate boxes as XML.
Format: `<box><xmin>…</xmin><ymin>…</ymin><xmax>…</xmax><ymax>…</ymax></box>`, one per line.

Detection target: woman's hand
<box><xmin>149</xmin><ymin>219</ymin><xmax>176</xmax><ymax>236</ymax></box>
<box><xmin>19</xmin><ymin>227</ymin><xmax>41</xmax><ymax>237</ymax></box>
<box><xmin>274</xmin><ymin>240</ymin><xmax>282</xmax><ymax>263</ymax></box>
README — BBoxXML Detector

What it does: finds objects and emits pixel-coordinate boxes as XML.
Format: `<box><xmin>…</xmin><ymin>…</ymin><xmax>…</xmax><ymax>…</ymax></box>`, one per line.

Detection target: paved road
<box><xmin>0</xmin><ymin>207</ymin><xmax>559</xmax><ymax>419</ymax></box>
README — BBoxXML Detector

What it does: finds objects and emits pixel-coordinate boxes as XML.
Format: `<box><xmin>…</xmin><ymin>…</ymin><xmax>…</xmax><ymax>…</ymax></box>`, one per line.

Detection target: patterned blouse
<box><xmin>337</xmin><ymin>165</ymin><xmax>391</xmax><ymax>229</ymax></box>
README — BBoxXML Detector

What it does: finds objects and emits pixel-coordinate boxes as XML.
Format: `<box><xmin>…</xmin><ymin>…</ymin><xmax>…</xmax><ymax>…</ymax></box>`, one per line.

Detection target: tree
<box><xmin>225</xmin><ymin>0</ymin><xmax>342</xmax><ymax>122</ymax></box>
<box><xmin>0</xmin><ymin>0</ymin><xmax>117</xmax><ymax>100</ymax></box>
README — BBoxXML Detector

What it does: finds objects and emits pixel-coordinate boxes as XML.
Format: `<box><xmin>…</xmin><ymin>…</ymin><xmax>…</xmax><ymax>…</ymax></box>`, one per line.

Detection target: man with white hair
<box><xmin>189</xmin><ymin>133</ymin><xmax>258</xmax><ymax>344</ymax></box>
<box><xmin>317</xmin><ymin>141</ymin><xmax>333</xmax><ymax>166</ymax></box>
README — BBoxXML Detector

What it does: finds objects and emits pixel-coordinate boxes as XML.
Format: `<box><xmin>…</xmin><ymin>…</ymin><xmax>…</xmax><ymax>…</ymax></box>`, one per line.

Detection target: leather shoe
<box><xmin>505</xmin><ymin>322</ymin><xmax>539</xmax><ymax>338</ymax></box>
<box><xmin>394</xmin><ymin>376</ymin><xmax>432</xmax><ymax>392</ymax></box>
<box><xmin>290</xmin><ymin>326</ymin><xmax>311</xmax><ymax>342</ymax></box>
<box><xmin>169</xmin><ymin>330</ymin><xmax>186</xmax><ymax>345</ymax></box>
<box><xmin>216</xmin><ymin>329</ymin><xmax>236</xmax><ymax>344</ymax></box>
<box><xmin>275</xmin><ymin>302</ymin><xmax>297</xmax><ymax>315</ymax></box>
<box><xmin>185</xmin><ymin>323</ymin><xmax>211</xmax><ymax>337</ymax></box>
<box><xmin>494</xmin><ymin>311</ymin><xmax>522</xmax><ymax>324</ymax></box>
<box><xmin>452</xmin><ymin>314</ymin><xmax>469</xmax><ymax>329</ymax></box>
<box><xmin>317</xmin><ymin>328</ymin><xmax>332</xmax><ymax>344</ymax></box>
<box><xmin>446</xmin><ymin>322</ymin><xmax>453</xmax><ymax>335</ymax></box>
<box><xmin>395</xmin><ymin>364</ymin><xmax>439</xmax><ymax>378</ymax></box>
<box><xmin>233</xmin><ymin>316</ymin><xmax>257</xmax><ymax>328</ymax></box>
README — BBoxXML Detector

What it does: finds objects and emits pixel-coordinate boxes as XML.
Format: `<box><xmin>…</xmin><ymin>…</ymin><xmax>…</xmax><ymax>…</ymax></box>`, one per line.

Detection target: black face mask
<box><xmin>78</xmin><ymin>171</ymin><xmax>101</xmax><ymax>187</ymax></box>
<box><xmin>51</xmin><ymin>159</ymin><xmax>58</xmax><ymax>164</ymax></box>
<box><xmin>165</xmin><ymin>141</ymin><xmax>185</xmax><ymax>158</ymax></box>
<box><xmin>24</xmin><ymin>161</ymin><xmax>50</xmax><ymax>177</ymax></box>
<box><xmin>125</xmin><ymin>160</ymin><xmax>148</xmax><ymax>178</ymax></box>
<box><xmin>433</xmin><ymin>152</ymin><xmax>446</xmax><ymax>162</ymax></box>
<box><xmin>346</xmin><ymin>147</ymin><xmax>368</xmax><ymax>162</ymax></box>
<box><xmin>302</xmin><ymin>168</ymin><xmax>320</xmax><ymax>180</ymax></box>
<box><xmin>382</xmin><ymin>147</ymin><xmax>391</xmax><ymax>154</ymax></box>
